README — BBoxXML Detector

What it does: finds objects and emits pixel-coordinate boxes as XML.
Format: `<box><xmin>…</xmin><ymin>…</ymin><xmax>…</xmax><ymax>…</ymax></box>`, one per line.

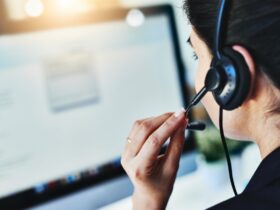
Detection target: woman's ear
<box><xmin>232</xmin><ymin>45</ymin><xmax>257</xmax><ymax>100</ymax></box>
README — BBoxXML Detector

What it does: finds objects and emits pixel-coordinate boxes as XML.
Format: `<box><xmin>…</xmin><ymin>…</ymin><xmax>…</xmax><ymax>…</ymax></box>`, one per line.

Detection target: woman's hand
<box><xmin>121</xmin><ymin>109</ymin><xmax>188</xmax><ymax>210</ymax></box>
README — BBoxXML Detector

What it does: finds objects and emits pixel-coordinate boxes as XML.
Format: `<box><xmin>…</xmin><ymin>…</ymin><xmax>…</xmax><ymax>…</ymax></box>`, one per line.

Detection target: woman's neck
<box><xmin>254</xmin><ymin>116</ymin><xmax>280</xmax><ymax>159</ymax></box>
<box><xmin>249</xmin><ymin>77</ymin><xmax>280</xmax><ymax>159</ymax></box>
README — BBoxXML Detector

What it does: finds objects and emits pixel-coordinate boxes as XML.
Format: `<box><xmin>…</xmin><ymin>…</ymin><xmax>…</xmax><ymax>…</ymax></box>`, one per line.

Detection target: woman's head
<box><xmin>184</xmin><ymin>0</ymin><xmax>280</xmax><ymax>141</ymax></box>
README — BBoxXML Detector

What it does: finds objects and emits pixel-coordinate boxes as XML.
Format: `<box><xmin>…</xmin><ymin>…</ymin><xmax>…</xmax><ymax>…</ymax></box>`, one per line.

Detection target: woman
<box><xmin>121</xmin><ymin>0</ymin><xmax>280</xmax><ymax>209</ymax></box>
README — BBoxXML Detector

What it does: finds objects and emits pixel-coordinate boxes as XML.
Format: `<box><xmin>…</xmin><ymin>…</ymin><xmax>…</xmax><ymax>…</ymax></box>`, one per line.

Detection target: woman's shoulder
<box><xmin>208</xmin><ymin>183</ymin><xmax>280</xmax><ymax>210</ymax></box>
<box><xmin>208</xmin><ymin>147</ymin><xmax>280</xmax><ymax>210</ymax></box>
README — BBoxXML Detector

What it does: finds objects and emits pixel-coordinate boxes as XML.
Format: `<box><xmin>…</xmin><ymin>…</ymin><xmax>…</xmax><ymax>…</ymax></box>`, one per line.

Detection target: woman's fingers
<box><xmin>127</xmin><ymin>118</ymin><xmax>151</xmax><ymax>143</ymax></box>
<box><xmin>137</xmin><ymin>109</ymin><xmax>186</xmax><ymax>170</ymax></box>
<box><xmin>121</xmin><ymin>110</ymin><xmax>188</xmax><ymax>210</ymax></box>
<box><xmin>164</xmin><ymin>119</ymin><xmax>187</xmax><ymax>175</ymax></box>
<box><xmin>126</xmin><ymin>113</ymin><xmax>172</xmax><ymax>156</ymax></box>
<box><xmin>125</xmin><ymin>113</ymin><xmax>173</xmax><ymax>158</ymax></box>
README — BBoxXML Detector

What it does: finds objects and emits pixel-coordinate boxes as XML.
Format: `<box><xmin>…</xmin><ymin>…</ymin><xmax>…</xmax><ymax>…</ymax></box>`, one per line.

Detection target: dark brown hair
<box><xmin>184</xmin><ymin>0</ymin><xmax>280</xmax><ymax>89</ymax></box>
<box><xmin>184</xmin><ymin>0</ymin><xmax>280</xmax><ymax>113</ymax></box>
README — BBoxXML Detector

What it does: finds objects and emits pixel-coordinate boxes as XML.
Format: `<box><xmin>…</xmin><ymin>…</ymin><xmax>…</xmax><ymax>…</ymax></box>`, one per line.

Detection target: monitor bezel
<box><xmin>0</xmin><ymin>4</ymin><xmax>195</xmax><ymax>210</ymax></box>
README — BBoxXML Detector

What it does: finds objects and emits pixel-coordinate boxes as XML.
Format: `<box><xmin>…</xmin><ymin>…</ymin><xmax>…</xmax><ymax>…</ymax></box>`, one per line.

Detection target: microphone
<box><xmin>185</xmin><ymin>87</ymin><xmax>208</xmax><ymax>114</ymax></box>
<box><xmin>183</xmin><ymin>69</ymin><xmax>220</xmax><ymax>132</ymax></box>
<box><xmin>186</xmin><ymin>122</ymin><xmax>206</xmax><ymax>131</ymax></box>
<box><xmin>185</xmin><ymin>67</ymin><xmax>222</xmax><ymax>114</ymax></box>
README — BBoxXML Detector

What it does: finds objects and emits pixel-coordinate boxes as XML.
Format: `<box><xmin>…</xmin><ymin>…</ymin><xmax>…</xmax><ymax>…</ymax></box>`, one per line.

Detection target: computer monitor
<box><xmin>0</xmin><ymin>5</ymin><xmax>195</xmax><ymax>209</ymax></box>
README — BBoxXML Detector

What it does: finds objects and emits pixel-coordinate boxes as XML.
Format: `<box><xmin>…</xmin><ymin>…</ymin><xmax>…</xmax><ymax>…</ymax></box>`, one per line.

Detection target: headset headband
<box><xmin>214</xmin><ymin>0</ymin><xmax>229</xmax><ymax>60</ymax></box>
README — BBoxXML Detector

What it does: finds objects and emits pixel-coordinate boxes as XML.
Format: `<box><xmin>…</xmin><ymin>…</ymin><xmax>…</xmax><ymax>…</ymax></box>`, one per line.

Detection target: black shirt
<box><xmin>208</xmin><ymin>147</ymin><xmax>280</xmax><ymax>210</ymax></box>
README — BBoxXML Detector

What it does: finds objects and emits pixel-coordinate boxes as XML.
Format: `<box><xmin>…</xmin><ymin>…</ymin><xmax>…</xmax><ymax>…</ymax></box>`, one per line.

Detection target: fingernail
<box><xmin>174</xmin><ymin>108</ymin><xmax>186</xmax><ymax>118</ymax></box>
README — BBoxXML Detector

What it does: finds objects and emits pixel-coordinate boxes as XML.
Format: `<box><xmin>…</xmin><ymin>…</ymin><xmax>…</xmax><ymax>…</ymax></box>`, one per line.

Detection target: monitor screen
<box><xmin>0</xmin><ymin>5</ymin><xmax>194</xmax><ymax>209</ymax></box>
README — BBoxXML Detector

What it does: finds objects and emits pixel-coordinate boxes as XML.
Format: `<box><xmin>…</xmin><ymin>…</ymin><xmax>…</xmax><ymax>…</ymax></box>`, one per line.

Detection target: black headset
<box><xmin>186</xmin><ymin>0</ymin><xmax>251</xmax><ymax>112</ymax></box>
<box><xmin>186</xmin><ymin>0</ymin><xmax>251</xmax><ymax>196</ymax></box>
<box><xmin>209</xmin><ymin>0</ymin><xmax>251</xmax><ymax>110</ymax></box>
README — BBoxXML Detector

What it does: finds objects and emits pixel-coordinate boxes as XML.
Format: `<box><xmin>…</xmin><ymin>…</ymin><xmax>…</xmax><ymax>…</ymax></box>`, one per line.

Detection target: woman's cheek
<box><xmin>194</xmin><ymin>60</ymin><xmax>220</xmax><ymax>127</ymax></box>
<box><xmin>202</xmin><ymin>93</ymin><xmax>219</xmax><ymax>127</ymax></box>
<box><xmin>194</xmin><ymin>62</ymin><xmax>207</xmax><ymax>93</ymax></box>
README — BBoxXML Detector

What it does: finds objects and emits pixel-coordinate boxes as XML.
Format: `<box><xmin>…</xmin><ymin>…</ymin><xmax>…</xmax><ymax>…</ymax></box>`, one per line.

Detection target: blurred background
<box><xmin>0</xmin><ymin>0</ymin><xmax>197</xmax><ymax>79</ymax></box>
<box><xmin>0</xmin><ymin>0</ymin><xmax>261</xmax><ymax>210</ymax></box>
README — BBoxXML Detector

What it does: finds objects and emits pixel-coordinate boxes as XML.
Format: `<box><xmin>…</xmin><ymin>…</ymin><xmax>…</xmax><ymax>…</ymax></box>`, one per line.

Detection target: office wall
<box><xmin>2</xmin><ymin>0</ymin><xmax>196</xmax><ymax>86</ymax></box>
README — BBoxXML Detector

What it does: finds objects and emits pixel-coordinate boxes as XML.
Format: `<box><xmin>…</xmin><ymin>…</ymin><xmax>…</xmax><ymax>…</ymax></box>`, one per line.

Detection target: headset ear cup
<box><xmin>222</xmin><ymin>47</ymin><xmax>251</xmax><ymax>110</ymax></box>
